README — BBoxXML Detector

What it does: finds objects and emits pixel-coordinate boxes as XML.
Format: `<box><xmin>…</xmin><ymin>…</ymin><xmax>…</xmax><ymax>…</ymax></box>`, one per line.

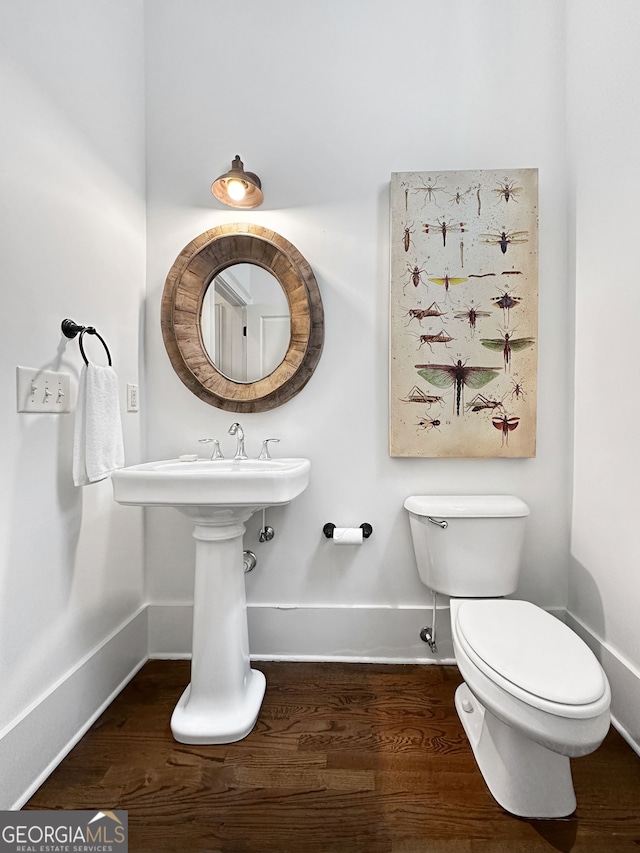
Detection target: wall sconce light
<box><xmin>211</xmin><ymin>155</ymin><xmax>264</xmax><ymax>209</ymax></box>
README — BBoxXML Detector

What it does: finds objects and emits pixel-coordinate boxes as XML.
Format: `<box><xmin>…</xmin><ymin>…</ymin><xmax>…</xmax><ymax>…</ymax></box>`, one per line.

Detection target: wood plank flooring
<box><xmin>25</xmin><ymin>661</ymin><xmax>640</xmax><ymax>852</ymax></box>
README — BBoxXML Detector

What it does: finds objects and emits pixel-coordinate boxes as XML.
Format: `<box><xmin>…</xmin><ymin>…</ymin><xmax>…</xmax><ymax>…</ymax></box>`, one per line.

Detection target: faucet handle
<box><xmin>259</xmin><ymin>438</ymin><xmax>280</xmax><ymax>460</ymax></box>
<box><xmin>199</xmin><ymin>438</ymin><xmax>224</xmax><ymax>459</ymax></box>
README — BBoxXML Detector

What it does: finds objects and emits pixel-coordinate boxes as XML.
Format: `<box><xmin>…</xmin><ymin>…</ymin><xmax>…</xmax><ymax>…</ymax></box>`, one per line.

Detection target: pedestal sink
<box><xmin>111</xmin><ymin>456</ymin><xmax>310</xmax><ymax>744</ymax></box>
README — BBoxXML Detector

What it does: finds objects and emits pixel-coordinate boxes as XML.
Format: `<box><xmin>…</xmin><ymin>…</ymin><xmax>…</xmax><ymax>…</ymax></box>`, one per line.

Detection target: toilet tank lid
<box><xmin>404</xmin><ymin>495</ymin><xmax>530</xmax><ymax>518</ymax></box>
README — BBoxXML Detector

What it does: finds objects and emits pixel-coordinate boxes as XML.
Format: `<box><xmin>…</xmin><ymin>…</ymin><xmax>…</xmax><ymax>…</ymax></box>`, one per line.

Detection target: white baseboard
<box><xmin>565</xmin><ymin>612</ymin><xmax>640</xmax><ymax>756</ymax></box>
<box><xmin>5</xmin><ymin>602</ymin><xmax>637</xmax><ymax>812</ymax></box>
<box><xmin>148</xmin><ymin>602</ymin><xmax>192</xmax><ymax>659</ymax></box>
<box><xmin>0</xmin><ymin>606</ymin><xmax>148</xmax><ymax>810</ymax></box>
<box><xmin>148</xmin><ymin>602</ymin><xmax>457</xmax><ymax>664</ymax></box>
<box><xmin>148</xmin><ymin>602</ymin><xmax>568</xmax><ymax>665</ymax></box>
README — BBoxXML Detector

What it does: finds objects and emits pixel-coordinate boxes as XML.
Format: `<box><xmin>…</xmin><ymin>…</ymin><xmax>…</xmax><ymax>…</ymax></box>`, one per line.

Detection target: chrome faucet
<box><xmin>228</xmin><ymin>422</ymin><xmax>248</xmax><ymax>460</ymax></box>
<box><xmin>198</xmin><ymin>438</ymin><xmax>224</xmax><ymax>459</ymax></box>
<box><xmin>259</xmin><ymin>438</ymin><xmax>280</xmax><ymax>460</ymax></box>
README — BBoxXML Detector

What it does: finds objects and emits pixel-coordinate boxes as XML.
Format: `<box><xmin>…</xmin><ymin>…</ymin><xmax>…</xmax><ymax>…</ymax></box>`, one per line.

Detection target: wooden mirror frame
<box><xmin>161</xmin><ymin>223</ymin><xmax>324</xmax><ymax>413</ymax></box>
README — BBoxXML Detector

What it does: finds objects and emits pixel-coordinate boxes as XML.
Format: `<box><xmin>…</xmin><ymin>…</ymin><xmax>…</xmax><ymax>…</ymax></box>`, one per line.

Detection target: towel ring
<box><xmin>61</xmin><ymin>319</ymin><xmax>112</xmax><ymax>366</ymax></box>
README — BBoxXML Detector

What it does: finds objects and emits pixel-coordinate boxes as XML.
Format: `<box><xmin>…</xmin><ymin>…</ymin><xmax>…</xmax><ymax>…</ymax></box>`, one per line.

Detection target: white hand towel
<box><xmin>73</xmin><ymin>363</ymin><xmax>125</xmax><ymax>486</ymax></box>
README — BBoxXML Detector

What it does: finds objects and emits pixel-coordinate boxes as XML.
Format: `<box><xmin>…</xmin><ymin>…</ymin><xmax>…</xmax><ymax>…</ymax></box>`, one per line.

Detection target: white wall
<box><xmin>1</xmin><ymin>0</ymin><xmax>638</xmax><ymax>810</ymax></box>
<box><xmin>0</xmin><ymin>0</ymin><xmax>147</xmax><ymax>807</ymax></box>
<box><xmin>144</xmin><ymin>0</ymin><xmax>572</xmax><ymax>656</ymax></box>
<box><xmin>567</xmin><ymin>0</ymin><xmax>640</xmax><ymax>749</ymax></box>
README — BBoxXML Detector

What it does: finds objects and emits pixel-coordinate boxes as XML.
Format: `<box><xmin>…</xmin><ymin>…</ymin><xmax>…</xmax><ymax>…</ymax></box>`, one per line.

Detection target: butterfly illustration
<box><xmin>415</xmin><ymin>359</ymin><xmax>501</xmax><ymax>416</ymax></box>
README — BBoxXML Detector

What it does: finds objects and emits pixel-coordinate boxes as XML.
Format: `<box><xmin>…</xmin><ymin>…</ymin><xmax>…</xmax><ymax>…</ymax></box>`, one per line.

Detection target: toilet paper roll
<box><xmin>332</xmin><ymin>527</ymin><xmax>363</xmax><ymax>545</ymax></box>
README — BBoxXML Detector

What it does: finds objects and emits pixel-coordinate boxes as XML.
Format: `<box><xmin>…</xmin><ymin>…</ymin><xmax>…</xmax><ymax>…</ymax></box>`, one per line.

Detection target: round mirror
<box><xmin>201</xmin><ymin>263</ymin><xmax>291</xmax><ymax>384</ymax></box>
<box><xmin>161</xmin><ymin>223</ymin><xmax>324</xmax><ymax>413</ymax></box>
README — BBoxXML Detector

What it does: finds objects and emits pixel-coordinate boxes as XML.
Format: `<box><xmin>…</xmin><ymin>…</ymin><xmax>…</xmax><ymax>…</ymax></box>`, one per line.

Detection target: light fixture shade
<box><xmin>211</xmin><ymin>155</ymin><xmax>264</xmax><ymax>209</ymax></box>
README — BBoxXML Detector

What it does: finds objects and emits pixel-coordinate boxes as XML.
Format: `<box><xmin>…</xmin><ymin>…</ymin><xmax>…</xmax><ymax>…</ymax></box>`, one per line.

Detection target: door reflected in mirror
<box><xmin>201</xmin><ymin>263</ymin><xmax>291</xmax><ymax>383</ymax></box>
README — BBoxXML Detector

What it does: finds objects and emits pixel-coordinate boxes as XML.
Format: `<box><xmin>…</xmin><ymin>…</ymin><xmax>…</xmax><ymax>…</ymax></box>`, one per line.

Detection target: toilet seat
<box><xmin>455</xmin><ymin>599</ymin><xmax>608</xmax><ymax>719</ymax></box>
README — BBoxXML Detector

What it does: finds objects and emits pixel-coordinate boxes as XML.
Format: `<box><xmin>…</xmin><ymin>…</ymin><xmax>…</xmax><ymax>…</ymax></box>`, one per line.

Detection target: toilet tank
<box><xmin>404</xmin><ymin>495</ymin><xmax>530</xmax><ymax>597</ymax></box>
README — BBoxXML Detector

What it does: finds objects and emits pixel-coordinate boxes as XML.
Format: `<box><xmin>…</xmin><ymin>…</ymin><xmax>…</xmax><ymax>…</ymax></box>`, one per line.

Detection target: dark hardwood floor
<box><xmin>25</xmin><ymin>661</ymin><xmax>640</xmax><ymax>852</ymax></box>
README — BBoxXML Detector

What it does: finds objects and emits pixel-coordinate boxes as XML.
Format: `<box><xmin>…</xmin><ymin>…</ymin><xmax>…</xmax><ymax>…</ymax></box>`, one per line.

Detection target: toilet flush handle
<box><xmin>427</xmin><ymin>516</ymin><xmax>448</xmax><ymax>529</ymax></box>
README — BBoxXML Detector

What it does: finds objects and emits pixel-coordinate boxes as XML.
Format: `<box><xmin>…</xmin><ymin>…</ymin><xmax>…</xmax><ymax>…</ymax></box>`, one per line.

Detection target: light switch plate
<box><xmin>17</xmin><ymin>366</ymin><xmax>71</xmax><ymax>413</ymax></box>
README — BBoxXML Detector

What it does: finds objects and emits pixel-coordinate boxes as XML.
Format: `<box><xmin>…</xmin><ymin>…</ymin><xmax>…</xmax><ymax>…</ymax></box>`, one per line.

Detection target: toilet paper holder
<box><xmin>323</xmin><ymin>523</ymin><xmax>373</xmax><ymax>539</ymax></box>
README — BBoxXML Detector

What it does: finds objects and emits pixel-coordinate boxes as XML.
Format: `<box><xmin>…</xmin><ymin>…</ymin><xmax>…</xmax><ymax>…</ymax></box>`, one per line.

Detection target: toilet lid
<box><xmin>456</xmin><ymin>600</ymin><xmax>606</xmax><ymax>706</ymax></box>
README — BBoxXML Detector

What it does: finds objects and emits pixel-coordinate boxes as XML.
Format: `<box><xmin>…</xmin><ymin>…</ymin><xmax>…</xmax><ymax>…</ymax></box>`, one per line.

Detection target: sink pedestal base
<box><xmin>171</xmin><ymin>669</ymin><xmax>266</xmax><ymax>744</ymax></box>
<box><xmin>170</xmin><ymin>513</ymin><xmax>266</xmax><ymax>745</ymax></box>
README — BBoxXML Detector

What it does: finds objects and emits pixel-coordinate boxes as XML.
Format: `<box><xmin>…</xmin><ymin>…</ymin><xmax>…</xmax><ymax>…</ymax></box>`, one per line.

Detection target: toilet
<box><xmin>404</xmin><ymin>495</ymin><xmax>611</xmax><ymax>819</ymax></box>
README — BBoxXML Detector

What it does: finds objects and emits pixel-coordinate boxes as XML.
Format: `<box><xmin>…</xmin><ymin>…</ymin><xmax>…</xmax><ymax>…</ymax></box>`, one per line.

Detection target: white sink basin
<box><xmin>111</xmin><ymin>457</ymin><xmax>310</xmax><ymax>509</ymax></box>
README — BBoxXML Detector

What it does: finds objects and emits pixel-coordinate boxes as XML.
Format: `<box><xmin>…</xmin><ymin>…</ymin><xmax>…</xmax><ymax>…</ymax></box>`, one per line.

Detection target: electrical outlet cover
<box><xmin>127</xmin><ymin>383</ymin><xmax>139</xmax><ymax>412</ymax></box>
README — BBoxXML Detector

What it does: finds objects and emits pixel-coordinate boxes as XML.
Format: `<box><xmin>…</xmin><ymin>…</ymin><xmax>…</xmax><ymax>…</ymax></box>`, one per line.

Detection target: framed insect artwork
<box><xmin>390</xmin><ymin>168</ymin><xmax>538</xmax><ymax>458</ymax></box>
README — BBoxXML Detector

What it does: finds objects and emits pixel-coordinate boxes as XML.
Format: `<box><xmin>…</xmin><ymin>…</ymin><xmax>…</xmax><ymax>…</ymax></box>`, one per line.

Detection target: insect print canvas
<box><xmin>390</xmin><ymin>168</ymin><xmax>538</xmax><ymax>458</ymax></box>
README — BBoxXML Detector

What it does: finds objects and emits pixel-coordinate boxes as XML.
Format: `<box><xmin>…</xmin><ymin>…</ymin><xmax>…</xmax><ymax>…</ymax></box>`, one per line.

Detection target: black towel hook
<box><xmin>61</xmin><ymin>319</ymin><xmax>112</xmax><ymax>366</ymax></box>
